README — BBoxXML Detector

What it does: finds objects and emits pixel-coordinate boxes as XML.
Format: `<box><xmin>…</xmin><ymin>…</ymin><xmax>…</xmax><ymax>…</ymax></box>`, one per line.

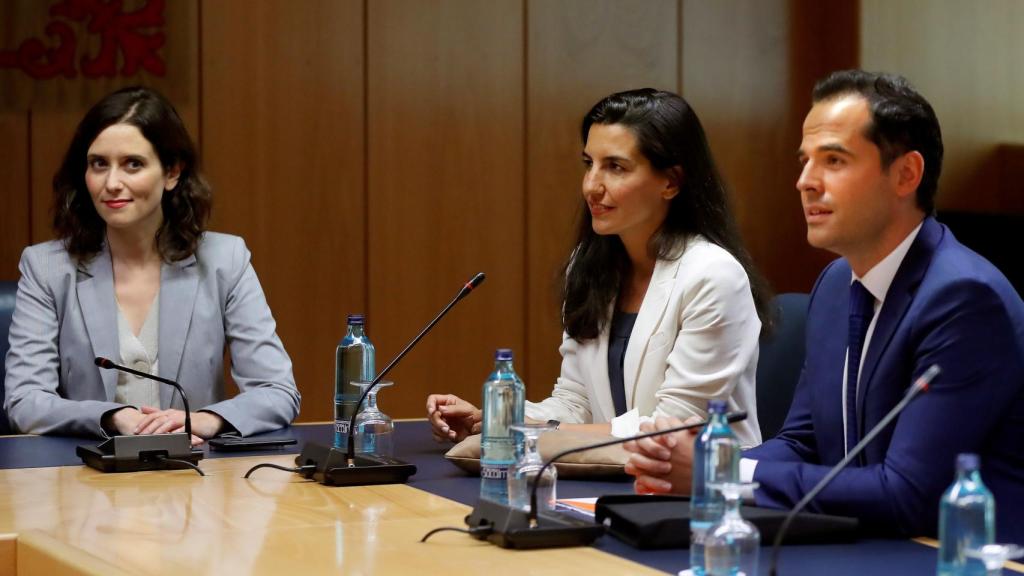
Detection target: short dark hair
<box><xmin>812</xmin><ymin>70</ymin><xmax>943</xmax><ymax>214</ymax></box>
<box><xmin>563</xmin><ymin>88</ymin><xmax>772</xmax><ymax>340</ymax></box>
<box><xmin>52</xmin><ymin>86</ymin><xmax>211</xmax><ymax>262</ymax></box>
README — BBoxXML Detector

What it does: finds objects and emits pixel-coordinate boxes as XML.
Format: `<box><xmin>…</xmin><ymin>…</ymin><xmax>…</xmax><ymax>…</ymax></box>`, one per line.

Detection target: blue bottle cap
<box><xmin>495</xmin><ymin>348</ymin><xmax>513</xmax><ymax>361</ymax></box>
<box><xmin>956</xmin><ymin>453</ymin><xmax>980</xmax><ymax>472</ymax></box>
<box><xmin>347</xmin><ymin>314</ymin><xmax>365</xmax><ymax>325</ymax></box>
<box><xmin>707</xmin><ymin>399</ymin><xmax>727</xmax><ymax>414</ymax></box>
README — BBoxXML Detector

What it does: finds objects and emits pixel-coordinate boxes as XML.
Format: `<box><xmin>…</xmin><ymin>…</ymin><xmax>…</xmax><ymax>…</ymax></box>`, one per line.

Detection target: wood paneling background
<box><xmin>2</xmin><ymin>0</ymin><xmax>1016</xmax><ymax>423</ymax></box>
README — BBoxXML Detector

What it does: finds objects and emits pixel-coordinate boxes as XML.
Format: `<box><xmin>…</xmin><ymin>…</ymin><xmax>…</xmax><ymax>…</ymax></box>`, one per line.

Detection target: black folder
<box><xmin>594</xmin><ymin>494</ymin><xmax>859</xmax><ymax>549</ymax></box>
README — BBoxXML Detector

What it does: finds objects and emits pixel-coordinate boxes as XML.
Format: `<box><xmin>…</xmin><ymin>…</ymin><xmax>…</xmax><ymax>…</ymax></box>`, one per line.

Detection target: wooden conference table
<box><xmin>0</xmin><ymin>421</ymin><xmax>1020</xmax><ymax>575</ymax></box>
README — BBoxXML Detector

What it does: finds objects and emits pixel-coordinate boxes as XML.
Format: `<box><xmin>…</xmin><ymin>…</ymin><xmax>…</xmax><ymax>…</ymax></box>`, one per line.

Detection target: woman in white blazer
<box><xmin>3</xmin><ymin>87</ymin><xmax>299</xmax><ymax>443</ymax></box>
<box><xmin>427</xmin><ymin>89</ymin><xmax>770</xmax><ymax>447</ymax></box>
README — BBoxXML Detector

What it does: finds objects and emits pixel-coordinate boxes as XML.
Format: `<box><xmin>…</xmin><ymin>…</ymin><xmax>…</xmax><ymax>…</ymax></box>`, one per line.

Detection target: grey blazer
<box><xmin>3</xmin><ymin>232</ymin><xmax>300</xmax><ymax>437</ymax></box>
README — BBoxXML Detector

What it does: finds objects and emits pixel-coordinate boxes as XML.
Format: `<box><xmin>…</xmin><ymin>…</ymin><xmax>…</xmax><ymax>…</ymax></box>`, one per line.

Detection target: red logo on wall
<box><xmin>0</xmin><ymin>0</ymin><xmax>166</xmax><ymax>79</ymax></box>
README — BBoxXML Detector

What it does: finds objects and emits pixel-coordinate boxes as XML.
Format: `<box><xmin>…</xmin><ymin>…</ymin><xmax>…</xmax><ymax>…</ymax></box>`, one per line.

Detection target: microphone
<box><xmin>344</xmin><ymin>271</ymin><xmax>486</xmax><ymax>463</ymax></box>
<box><xmin>768</xmin><ymin>364</ymin><xmax>940</xmax><ymax>576</ymax></box>
<box><xmin>75</xmin><ymin>357</ymin><xmax>205</xmax><ymax>475</ymax></box>
<box><xmin>282</xmin><ymin>272</ymin><xmax>486</xmax><ymax>487</ymax></box>
<box><xmin>460</xmin><ymin>411</ymin><xmax>748</xmax><ymax>549</ymax></box>
<box><xmin>94</xmin><ymin>357</ymin><xmax>194</xmax><ymax>438</ymax></box>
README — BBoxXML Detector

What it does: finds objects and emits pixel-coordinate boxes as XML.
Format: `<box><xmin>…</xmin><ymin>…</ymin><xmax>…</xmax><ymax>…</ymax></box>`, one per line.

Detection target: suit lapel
<box><xmin>623</xmin><ymin>255</ymin><xmax>680</xmax><ymax>408</ymax></box>
<box><xmin>856</xmin><ymin>218</ymin><xmax>942</xmax><ymax>431</ymax></box>
<box><xmin>77</xmin><ymin>244</ymin><xmax>118</xmax><ymax>400</ymax></box>
<box><xmin>158</xmin><ymin>254</ymin><xmax>198</xmax><ymax>408</ymax></box>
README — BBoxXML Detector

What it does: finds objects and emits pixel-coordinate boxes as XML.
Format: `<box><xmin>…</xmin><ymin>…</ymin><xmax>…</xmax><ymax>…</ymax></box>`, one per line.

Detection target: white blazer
<box><xmin>526</xmin><ymin>237</ymin><xmax>762</xmax><ymax>447</ymax></box>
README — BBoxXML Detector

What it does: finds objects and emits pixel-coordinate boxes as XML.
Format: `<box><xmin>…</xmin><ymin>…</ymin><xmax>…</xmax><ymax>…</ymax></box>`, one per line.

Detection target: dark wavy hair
<box><xmin>563</xmin><ymin>88</ymin><xmax>772</xmax><ymax>340</ymax></box>
<box><xmin>52</xmin><ymin>86</ymin><xmax>211</xmax><ymax>262</ymax></box>
<box><xmin>812</xmin><ymin>70</ymin><xmax>943</xmax><ymax>215</ymax></box>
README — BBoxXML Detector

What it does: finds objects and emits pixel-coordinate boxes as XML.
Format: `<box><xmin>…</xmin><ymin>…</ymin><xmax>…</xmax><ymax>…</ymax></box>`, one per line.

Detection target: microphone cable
<box><xmin>243</xmin><ymin>463</ymin><xmax>317</xmax><ymax>479</ymax></box>
<box><xmin>420</xmin><ymin>524</ymin><xmax>494</xmax><ymax>543</ymax></box>
<box><xmin>154</xmin><ymin>455</ymin><xmax>205</xmax><ymax>476</ymax></box>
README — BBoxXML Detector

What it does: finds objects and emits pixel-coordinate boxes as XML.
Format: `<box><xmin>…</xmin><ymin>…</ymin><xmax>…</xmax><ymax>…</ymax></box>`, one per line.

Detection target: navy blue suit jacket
<box><xmin>745</xmin><ymin>217</ymin><xmax>1024</xmax><ymax>544</ymax></box>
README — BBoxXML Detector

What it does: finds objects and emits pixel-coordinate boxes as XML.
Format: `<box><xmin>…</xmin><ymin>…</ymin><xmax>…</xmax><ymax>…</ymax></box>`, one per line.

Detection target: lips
<box><xmin>103</xmin><ymin>199</ymin><xmax>132</xmax><ymax>209</ymax></box>
<box><xmin>589</xmin><ymin>203</ymin><xmax>614</xmax><ymax>216</ymax></box>
<box><xmin>804</xmin><ymin>205</ymin><xmax>832</xmax><ymax>223</ymax></box>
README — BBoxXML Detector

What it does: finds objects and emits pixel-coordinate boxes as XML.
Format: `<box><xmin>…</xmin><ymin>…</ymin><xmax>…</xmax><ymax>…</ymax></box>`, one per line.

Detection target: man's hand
<box><xmin>426</xmin><ymin>394</ymin><xmax>482</xmax><ymax>443</ymax></box>
<box><xmin>623</xmin><ymin>416</ymin><xmax>700</xmax><ymax>495</ymax></box>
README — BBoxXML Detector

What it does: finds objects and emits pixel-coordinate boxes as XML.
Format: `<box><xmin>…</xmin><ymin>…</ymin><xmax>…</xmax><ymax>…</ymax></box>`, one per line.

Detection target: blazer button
<box><xmin>133</xmin><ymin>360</ymin><xmax>150</xmax><ymax>373</ymax></box>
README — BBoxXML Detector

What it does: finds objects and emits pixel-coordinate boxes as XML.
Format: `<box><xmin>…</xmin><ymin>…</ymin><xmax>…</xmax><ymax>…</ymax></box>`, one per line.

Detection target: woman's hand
<box><xmin>425</xmin><ymin>394</ymin><xmax>482</xmax><ymax>443</ymax></box>
<box><xmin>134</xmin><ymin>406</ymin><xmax>224</xmax><ymax>446</ymax></box>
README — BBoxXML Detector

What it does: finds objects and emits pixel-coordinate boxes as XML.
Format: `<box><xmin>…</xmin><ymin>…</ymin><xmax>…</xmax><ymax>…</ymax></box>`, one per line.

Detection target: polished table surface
<box><xmin>0</xmin><ymin>421</ymin><xmax>1020</xmax><ymax>575</ymax></box>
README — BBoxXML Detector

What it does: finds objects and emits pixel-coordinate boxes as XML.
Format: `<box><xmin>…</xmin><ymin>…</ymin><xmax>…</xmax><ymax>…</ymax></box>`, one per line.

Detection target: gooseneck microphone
<box><xmin>250</xmin><ymin>272</ymin><xmax>486</xmax><ymax>485</ymax></box>
<box><xmin>456</xmin><ymin>411</ymin><xmax>747</xmax><ymax>549</ymax></box>
<box><xmin>768</xmin><ymin>364</ymin><xmax>940</xmax><ymax>576</ymax></box>
<box><xmin>345</xmin><ymin>272</ymin><xmax>486</xmax><ymax>464</ymax></box>
<box><xmin>95</xmin><ymin>357</ymin><xmax>193</xmax><ymax>439</ymax></box>
<box><xmin>76</xmin><ymin>357</ymin><xmax>205</xmax><ymax>474</ymax></box>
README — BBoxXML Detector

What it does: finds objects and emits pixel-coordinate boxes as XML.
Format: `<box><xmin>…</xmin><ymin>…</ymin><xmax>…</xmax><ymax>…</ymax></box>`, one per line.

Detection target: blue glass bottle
<box><xmin>938</xmin><ymin>453</ymin><xmax>995</xmax><ymax>576</ymax></box>
<box><xmin>479</xmin><ymin>348</ymin><xmax>525</xmax><ymax>504</ymax></box>
<box><xmin>690</xmin><ymin>400</ymin><xmax>740</xmax><ymax>576</ymax></box>
<box><xmin>334</xmin><ymin>314</ymin><xmax>375</xmax><ymax>448</ymax></box>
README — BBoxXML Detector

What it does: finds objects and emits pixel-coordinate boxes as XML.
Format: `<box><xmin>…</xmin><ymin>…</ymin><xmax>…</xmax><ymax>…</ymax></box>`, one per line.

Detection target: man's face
<box><xmin>797</xmin><ymin>95</ymin><xmax>902</xmax><ymax>269</ymax></box>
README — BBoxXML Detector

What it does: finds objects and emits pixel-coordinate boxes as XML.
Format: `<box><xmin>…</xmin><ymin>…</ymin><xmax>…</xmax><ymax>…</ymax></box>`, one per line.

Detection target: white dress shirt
<box><xmin>739</xmin><ymin>221</ymin><xmax>924</xmax><ymax>491</ymax></box>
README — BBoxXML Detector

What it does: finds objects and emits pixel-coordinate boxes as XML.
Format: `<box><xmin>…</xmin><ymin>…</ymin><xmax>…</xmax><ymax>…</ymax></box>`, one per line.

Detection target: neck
<box><xmin>619</xmin><ymin>233</ymin><xmax>656</xmax><ymax>279</ymax></box>
<box><xmin>106</xmin><ymin>227</ymin><xmax>161</xmax><ymax>266</ymax></box>
<box><xmin>846</xmin><ymin>213</ymin><xmax>925</xmax><ymax>277</ymax></box>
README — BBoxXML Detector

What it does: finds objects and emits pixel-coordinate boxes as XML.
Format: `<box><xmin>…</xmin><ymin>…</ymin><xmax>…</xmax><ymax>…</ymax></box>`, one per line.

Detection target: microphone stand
<box><xmin>768</xmin><ymin>364</ymin><xmax>940</xmax><ymax>575</ymax></box>
<box><xmin>76</xmin><ymin>357</ymin><xmax>205</xmax><ymax>474</ymax></box>
<box><xmin>289</xmin><ymin>273</ymin><xmax>486</xmax><ymax>487</ymax></box>
<box><xmin>461</xmin><ymin>412</ymin><xmax>747</xmax><ymax>549</ymax></box>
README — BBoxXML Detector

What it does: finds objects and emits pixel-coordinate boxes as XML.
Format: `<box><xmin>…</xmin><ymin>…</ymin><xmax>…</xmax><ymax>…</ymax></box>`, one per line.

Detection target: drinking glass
<box><xmin>352</xmin><ymin>381</ymin><xmax>394</xmax><ymax>457</ymax></box>
<box><xmin>703</xmin><ymin>482</ymin><xmax>760</xmax><ymax>576</ymax></box>
<box><xmin>507</xmin><ymin>422</ymin><xmax>557</xmax><ymax>511</ymax></box>
<box><xmin>966</xmin><ymin>544</ymin><xmax>1024</xmax><ymax>576</ymax></box>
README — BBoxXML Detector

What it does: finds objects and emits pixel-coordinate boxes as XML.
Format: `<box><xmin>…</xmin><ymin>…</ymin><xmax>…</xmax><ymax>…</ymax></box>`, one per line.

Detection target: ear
<box><xmin>662</xmin><ymin>166</ymin><xmax>684</xmax><ymax>200</ymax></box>
<box><xmin>893</xmin><ymin>151</ymin><xmax>924</xmax><ymax>201</ymax></box>
<box><xmin>164</xmin><ymin>163</ymin><xmax>183</xmax><ymax>192</ymax></box>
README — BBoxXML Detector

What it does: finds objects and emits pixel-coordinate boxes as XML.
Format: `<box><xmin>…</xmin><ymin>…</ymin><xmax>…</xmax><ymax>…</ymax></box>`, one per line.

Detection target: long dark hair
<box><xmin>563</xmin><ymin>88</ymin><xmax>772</xmax><ymax>340</ymax></box>
<box><xmin>52</xmin><ymin>86</ymin><xmax>211</xmax><ymax>263</ymax></box>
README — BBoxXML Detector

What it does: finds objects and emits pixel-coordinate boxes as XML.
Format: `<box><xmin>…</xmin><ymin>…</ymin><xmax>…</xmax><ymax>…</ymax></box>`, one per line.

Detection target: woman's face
<box><xmin>85</xmin><ymin>123</ymin><xmax>180</xmax><ymax>237</ymax></box>
<box><xmin>581</xmin><ymin>123</ymin><xmax>678</xmax><ymax>247</ymax></box>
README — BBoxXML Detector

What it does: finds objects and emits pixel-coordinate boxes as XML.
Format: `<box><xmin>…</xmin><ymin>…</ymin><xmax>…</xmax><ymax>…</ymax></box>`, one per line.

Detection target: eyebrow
<box><xmin>796</xmin><ymin>142</ymin><xmax>854</xmax><ymax>158</ymax></box>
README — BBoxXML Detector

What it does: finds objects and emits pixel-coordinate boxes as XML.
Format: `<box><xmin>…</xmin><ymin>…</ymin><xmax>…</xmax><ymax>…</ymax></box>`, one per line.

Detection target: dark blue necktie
<box><xmin>846</xmin><ymin>280</ymin><xmax>875</xmax><ymax>455</ymax></box>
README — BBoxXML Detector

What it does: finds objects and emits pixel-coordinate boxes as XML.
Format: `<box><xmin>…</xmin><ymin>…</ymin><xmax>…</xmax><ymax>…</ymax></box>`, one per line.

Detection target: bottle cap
<box><xmin>956</xmin><ymin>453</ymin><xmax>980</xmax><ymax>472</ymax></box>
<box><xmin>495</xmin><ymin>348</ymin><xmax>513</xmax><ymax>361</ymax></box>
<box><xmin>347</xmin><ymin>314</ymin><xmax>365</xmax><ymax>325</ymax></box>
<box><xmin>708</xmin><ymin>399</ymin><xmax>727</xmax><ymax>414</ymax></box>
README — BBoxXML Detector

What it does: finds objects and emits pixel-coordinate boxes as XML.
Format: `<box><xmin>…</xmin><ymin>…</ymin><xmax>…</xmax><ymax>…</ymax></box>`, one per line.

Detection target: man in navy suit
<box><xmin>623</xmin><ymin>70</ymin><xmax>1024</xmax><ymax>544</ymax></box>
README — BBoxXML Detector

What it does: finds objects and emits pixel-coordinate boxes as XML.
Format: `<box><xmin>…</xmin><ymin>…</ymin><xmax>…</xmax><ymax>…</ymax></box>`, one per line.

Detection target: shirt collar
<box><xmin>852</xmin><ymin>220</ymin><xmax>924</xmax><ymax>303</ymax></box>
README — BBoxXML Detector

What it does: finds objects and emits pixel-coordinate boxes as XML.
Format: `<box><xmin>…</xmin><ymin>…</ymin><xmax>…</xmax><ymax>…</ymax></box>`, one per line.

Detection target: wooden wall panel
<box><xmin>524</xmin><ymin>0</ymin><xmax>680</xmax><ymax>401</ymax></box>
<box><xmin>201</xmin><ymin>1</ymin><xmax>365</xmax><ymax>423</ymax></box>
<box><xmin>861</xmin><ymin>0</ymin><xmax>1024</xmax><ymax>214</ymax></box>
<box><xmin>367</xmin><ymin>0</ymin><xmax>525</xmax><ymax>417</ymax></box>
<box><xmin>0</xmin><ymin>115</ymin><xmax>30</xmax><ymax>279</ymax></box>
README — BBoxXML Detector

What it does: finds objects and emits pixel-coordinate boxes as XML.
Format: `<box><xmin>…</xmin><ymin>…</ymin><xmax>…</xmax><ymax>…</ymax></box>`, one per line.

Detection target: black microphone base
<box><xmin>294</xmin><ymin>442</ymin><xmax>417</xmax><ymax>486</ymax></box>
<box><xmin>464</xmin><ymin>498</ymin><xmax>605</xmax><ymax>549</ymax></box>
<box><xmin>77</xmin><ymin>433</ymin><xmax>204</xmax><ymax>473</ymax></box>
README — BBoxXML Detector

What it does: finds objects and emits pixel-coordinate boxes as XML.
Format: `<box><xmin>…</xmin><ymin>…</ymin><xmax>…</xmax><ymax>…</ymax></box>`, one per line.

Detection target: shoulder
<box><xmin>194</xmin><ymin>232</ymin><xmax>250</xmax><ymax>267</ymax></box>
<box><xmin>19</xmin><ymin>239</ymin><xmax>77</xmax><ymax>280</ymax></box>
<box><xmin>670</xmin><ymin>236</ymin><xmax>750</xmax><ymax>290</ymax></box>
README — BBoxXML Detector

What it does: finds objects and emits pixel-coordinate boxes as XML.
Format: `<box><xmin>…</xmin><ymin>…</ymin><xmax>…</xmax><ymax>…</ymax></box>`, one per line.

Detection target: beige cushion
<box><xmin>444</xmin><ymin>431</ymin><xmax>629</xmax><ymax>479</ymax></box>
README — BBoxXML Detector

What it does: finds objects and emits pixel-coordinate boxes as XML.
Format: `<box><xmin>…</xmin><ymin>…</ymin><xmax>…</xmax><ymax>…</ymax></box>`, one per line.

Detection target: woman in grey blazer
<box><xmin>3</xmin><ymin>87</ymin><xmax>300</xmax><ymax>442</ymax></box>
<box><xmin>426</xmin><ymin>89</ymin><xmax>772</xmax><ymax>446</ymax></box>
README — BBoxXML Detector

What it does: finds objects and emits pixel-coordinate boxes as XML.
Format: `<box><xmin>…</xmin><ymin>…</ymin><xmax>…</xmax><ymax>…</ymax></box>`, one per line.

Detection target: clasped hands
<box><xmin>623</xmin><ymin>415</ymin><xmax>701</xmax><ymax>495</ymax></box>
<box><xmin>108</xmin><ymin>406</ymin><xmax>225</xmax><ymax>446</ymax></box>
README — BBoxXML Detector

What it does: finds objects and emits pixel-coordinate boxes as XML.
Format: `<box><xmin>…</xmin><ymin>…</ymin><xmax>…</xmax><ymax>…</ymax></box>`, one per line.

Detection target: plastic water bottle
<box><xmin>479</xmin><ymin>348</ymin><xmax>525</xmax><ymax>504</ymax></box>
<box><xmin>690</xmin><ymin>400</ymin><xmax>740</xmax><ymax>576</ymax></box>
<box><xmin>938</xmin><ymin>453</ymin><xmax>995</xmax><ymax>576</ymax></box>
<box><xmin>334</xmin><ymin>314</ymin><xmax>375</xmax><ymax>448</ymax></box>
